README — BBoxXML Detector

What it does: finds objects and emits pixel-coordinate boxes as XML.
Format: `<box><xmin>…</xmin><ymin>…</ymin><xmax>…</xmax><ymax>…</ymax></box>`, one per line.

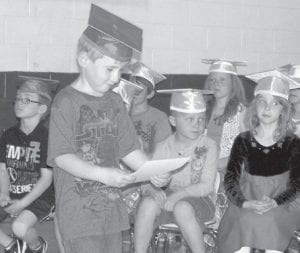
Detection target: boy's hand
<box><xmin>4</xmin><ymin>199</ymin><xmax>26</xmax><ymax>217</ymax></box>
<box><xmin>150</xmin><ymin>173</ymin><xmax>171</xmax><ymax>188</ymax></box>
<box><xmin>101</xmin><ymin>168</ymin><xmax>136</xmax><ymax>188</ymax></box>
<box><xmin>0</xmin><ymin>194</ymin><xmax>10</xmax><ymax>207</ymax></box>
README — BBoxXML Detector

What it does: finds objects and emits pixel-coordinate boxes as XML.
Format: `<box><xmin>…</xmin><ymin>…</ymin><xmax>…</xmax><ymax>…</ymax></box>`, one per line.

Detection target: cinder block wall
<box><xmin>1</xmin><ymin>0</ymin><xmax>300</xmax><ymax>74</ymax></box>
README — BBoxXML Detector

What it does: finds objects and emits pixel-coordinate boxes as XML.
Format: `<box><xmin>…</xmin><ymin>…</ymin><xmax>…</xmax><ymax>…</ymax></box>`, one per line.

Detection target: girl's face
<box><xmin>256</xmin><ymin>93</ymin><xmax>283</xmax><ymax>125</ymax></box>
<box><xmin>170</xmin><ymin>112</ymin><xmax>206</xmax><ymax>141</ymax></box>
<box><xmin>289</xmin><ymin>88</ymin><xmax>300</xmax><ymax>105</ymax></box>
<box><xmin>208</xmin><ymin>72</ymin><xmax>233</xmax><ymax>99</ymax></box>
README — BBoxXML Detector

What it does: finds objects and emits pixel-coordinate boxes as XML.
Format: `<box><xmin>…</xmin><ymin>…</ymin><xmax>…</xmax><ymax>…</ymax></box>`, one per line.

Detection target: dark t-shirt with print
<box><xmin>0</xmin><ymin>123</ymin><xmax>54</xmax><ymax>201</ymax></box>
<box><xmin>131</xmin><ymin>106</ymin><xmax>172</xmax><ymax>155</ymax></box>
<box><xmin>47</xmin><ymin>87</ymin><xmax>139</xmax><ymax>240</ymax></box>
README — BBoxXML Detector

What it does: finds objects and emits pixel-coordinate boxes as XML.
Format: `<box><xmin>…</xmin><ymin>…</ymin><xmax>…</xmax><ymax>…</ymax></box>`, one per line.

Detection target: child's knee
<box><xmin>138</xmin><ymin>197</ymin><xmax>161</xmax><ymax>215</ymax></box>
<box><xmin>173</xmin><ymin>201</ymin><xmax>194</xmax><ymax>219</ymax></box>
<box><xmin>12</xmin><ymin>220</ymin><xmax>30</xmax><ymax>238</ymax></box>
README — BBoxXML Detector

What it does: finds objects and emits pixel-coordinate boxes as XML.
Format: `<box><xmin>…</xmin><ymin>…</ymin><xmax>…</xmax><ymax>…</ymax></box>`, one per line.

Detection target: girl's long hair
<box><xmin>204</xmin><ymin>73</ymin><xmax>248</xmax><ymax>125</ymax></box>
<box><xmin>247</xmin><ymin>95</ymin><xmax>294</xmax><ymax>141</ymax></box>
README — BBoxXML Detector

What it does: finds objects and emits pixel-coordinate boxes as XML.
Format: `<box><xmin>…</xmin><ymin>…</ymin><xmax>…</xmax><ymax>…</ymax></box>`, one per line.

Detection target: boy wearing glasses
<box><xmin>0</xmin><ymin>76</ymin><xmax>56</xmax><ymax>253</ymax></box>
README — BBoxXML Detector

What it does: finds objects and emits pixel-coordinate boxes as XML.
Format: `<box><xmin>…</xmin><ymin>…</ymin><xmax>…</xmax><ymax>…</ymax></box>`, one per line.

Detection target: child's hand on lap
<box><xmin>242</xmin><ymin>197</ymin><xmax>277</xmax><ymax>214</ymax></box>
<box><xmin>0</xmin><ymin>194</ymin><xmax>10</xmax><ymax>207</ymax></box>
<box><xmin>4</xmin><ymin>199</ymin><xmax>26</xmax><ymax>217</ymax></box>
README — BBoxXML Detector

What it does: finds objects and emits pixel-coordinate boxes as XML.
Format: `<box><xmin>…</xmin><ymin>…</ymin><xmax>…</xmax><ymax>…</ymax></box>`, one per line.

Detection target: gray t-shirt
<box><xmin>47</xmin><ymin>86</ymin><xmax>139</xmax><ymax>240</ymax></box>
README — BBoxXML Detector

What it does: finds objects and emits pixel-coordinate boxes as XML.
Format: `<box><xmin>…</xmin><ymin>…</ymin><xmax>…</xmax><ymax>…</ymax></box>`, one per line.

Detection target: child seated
<box><xmin>129</xmin><ymin>62</ymin><xmax>172</xmax><ymax>156</ymax></box>
<box><xmin>134</xmin><ymin>89</ymin><xmax>218</xmax><ymax>253</ymax></box>
<box><xmin>0</xmin><ymin>76</ymin><xmax>56</xmax><ymax>253</ymax></box>
<box><xmin>217</xmin><ymin>71</ymin><xmax>300</xmax><ymax>253</ymax></box>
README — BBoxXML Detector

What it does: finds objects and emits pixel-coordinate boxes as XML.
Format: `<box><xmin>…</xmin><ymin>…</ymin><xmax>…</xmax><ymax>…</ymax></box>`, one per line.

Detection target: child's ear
<box><xmin>77</xmin><ymin>52</ymin><xmax>90</xmax><ymax>67</ymax></box>
<box><xmin>169</xmin><ymin>115</ymin><xmax>176</xmax><ymax>127</ymax></box>
<box><xmin>39</xmin><ymin>104</ymin><xmax>48</xmax><ymax>114</ymax></box>
<box><xmin>147</xmin><ymin>90</ymin><xmax>155</xmax><ymax>99</ymax></box>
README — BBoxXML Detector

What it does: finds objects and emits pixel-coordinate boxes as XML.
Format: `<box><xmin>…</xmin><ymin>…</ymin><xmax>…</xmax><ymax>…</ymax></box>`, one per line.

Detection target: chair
<box><xmin>149</xmin><ymin>172</ymin><xmax>221</xmax><ymax>253</ymax></box>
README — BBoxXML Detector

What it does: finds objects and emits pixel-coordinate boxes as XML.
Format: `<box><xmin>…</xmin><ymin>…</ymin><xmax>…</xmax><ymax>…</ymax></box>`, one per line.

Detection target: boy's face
<box><xmin>289</xmin><ymin>88</ymin><xmax>300</xmax><ymax>105</ymax></box>
<box><xmin>170</xmin><ymin>111</ymin><xmax>206</xmax><ymax>141</ymax></box>
<box><xmin>82</xmin><ymin>54</ymin><xmax>128</xmax><ymax>97</ymax></box>
<box><xmin>14</xmin><ymin>91</ymin><xmax>44</xmax><ymax>119</ymax></box>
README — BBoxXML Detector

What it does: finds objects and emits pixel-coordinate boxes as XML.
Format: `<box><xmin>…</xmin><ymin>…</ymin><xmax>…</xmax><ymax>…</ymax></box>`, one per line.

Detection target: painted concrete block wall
<box><xmin>0</xmin><ymin>0</ymin><xmax>300</xmax><ymax>74</ymax></box>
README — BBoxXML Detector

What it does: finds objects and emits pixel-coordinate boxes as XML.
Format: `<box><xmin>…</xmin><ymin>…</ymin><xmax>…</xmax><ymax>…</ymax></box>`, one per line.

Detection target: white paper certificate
<box><xmin>132</xmin><ymin>157</ymin><xmax>190</xmax><ymax>183</ymax></box>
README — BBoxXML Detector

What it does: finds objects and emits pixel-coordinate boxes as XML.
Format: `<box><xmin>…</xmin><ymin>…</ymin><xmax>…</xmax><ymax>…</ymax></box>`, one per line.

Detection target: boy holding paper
<box><xmin>134</xmin><ymin>89</ymin><xmax>218</xmax><ymax>253</ymax></box>
<box><xmin>47</xmin><ymin>4</ymin><xmax>168</xmax><ymax>253</ymax></box>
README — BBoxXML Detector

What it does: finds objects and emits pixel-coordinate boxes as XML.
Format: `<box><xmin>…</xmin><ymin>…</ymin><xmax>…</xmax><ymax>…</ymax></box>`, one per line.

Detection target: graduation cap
<box><xmin>17</xmin><ymin>76</ymin><xmax>59</xmax><ymax>102</ymax></box>
<box><xmin>287</xmin><ymin>65</ymin><xmax>300</xmax><ymax>89</ymax></box>
<box><xmin>112</xmin><ymin>78</ymin><xmax>143</xmax><ymax>110</ymax></box>
<box><xmin>126</xmin><ymin>62</ymin><xmax>166</xmax><ymax>88</ymax></box>
<box><xmin>247</xmin><ymin>69</ymin><xmax>300</xmax><ymax>93</ymax></box>
<box><xmin>81</xmin><ymin>4</ymin><xmax>143</xmax><ymax>62</ymax></box>
<box><xmin>157</xmin><ymin>89</ymin><xmax>212</xmax><ymax>113</ymax></box>
<box><xmin>201</xmin><ymin>59</ymin><xmax>247</xmax><ymax>75</ymax></box>
<box><xmin>247</xmin><ymin>70</ymin><xmax>295</xmax><ymax>100</ymax></box>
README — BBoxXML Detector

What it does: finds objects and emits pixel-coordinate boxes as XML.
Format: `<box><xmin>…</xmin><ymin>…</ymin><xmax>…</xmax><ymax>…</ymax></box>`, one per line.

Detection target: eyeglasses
<box><xmin>15</xmin><ymin>97</ymin><xmax>41</xmax><ymax>105</ymax></box>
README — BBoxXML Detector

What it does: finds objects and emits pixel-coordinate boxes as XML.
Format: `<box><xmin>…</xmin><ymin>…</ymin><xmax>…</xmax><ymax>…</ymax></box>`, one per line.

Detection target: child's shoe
<box><xmin>4</xmin><ymin>238</ymin><xmax>27</xmax><ymax>253</ymax></box>
<box><xmin>26</xmin><ymin>237</ymin><xmax>47</xmax><ymax>253</ymax></box>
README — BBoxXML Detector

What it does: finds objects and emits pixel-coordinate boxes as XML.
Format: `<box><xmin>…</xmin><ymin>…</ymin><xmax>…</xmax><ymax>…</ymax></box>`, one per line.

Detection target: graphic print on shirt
<box><xmin>191</xmin><ymin>146</ymin><xmax>207</xmax><ymax>184</ymax></box>
<box><xmin>74</xmin><ymin>104</ymin><xmax>120</xmax><ymax>199</ymax></box>
<box><xmin>6</xmin><ymin>141</ymin><xmax>40</xmax><ymax>196</ymax></box>
<box><xmin>133</xmin><ymin>120</ymin><xmax>156</xmax><ymax>154</ymax></box>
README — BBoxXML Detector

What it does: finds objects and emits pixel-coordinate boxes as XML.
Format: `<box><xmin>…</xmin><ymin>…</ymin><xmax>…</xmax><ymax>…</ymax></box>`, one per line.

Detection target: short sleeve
<box><xmin>47</xmin><ymin>93</ymin><xmax>76</xmax><ymax>167</ymax></box>
<box><xmin>154</xmin><ymin>111</ymin><xmax>172</xmax><ymax>143</ymax></box>
<box><xmin>0</xmin><ymin>131</ymin><xmax>7</xmax><ymax>163</ymax></box>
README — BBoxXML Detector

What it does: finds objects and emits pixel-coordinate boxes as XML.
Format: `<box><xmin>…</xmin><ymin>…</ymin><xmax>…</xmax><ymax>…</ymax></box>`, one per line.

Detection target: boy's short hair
<box><xmin>77</xmin><ymin>36</ymin><xmax>105</xmax><ymax>62</ymax></box>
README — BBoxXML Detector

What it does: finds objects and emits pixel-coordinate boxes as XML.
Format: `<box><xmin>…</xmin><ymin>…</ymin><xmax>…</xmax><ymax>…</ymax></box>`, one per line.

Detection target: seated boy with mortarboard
<box><xmin>0</xmin><ymin>76</ymin><xmax>57</xmax><ymax>253</ymax></box>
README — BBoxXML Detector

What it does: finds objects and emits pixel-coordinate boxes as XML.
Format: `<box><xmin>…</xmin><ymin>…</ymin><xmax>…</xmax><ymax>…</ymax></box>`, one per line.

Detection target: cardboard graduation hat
<box><xmin>247</xmin><ymin>70</ymin><xmax>294</xmax><ymax>100</ymax></box>
<box><xmin>201</xmin><ymin>59</ymin><xmax>247</xmax><ymax>75</ymax></box>
<box><xmin>247</xmin><ymin>68</ymin><xmax>300</xmax><ymax>93</ymax></box>
<box><xmin>157</xmin><ymin>89</ymin><xmax>213</xmax><ymax>113</ymax></box>
<box><xmin>81</xmin><ymin>4</ymin><xmax>143</xmax><ymax>62</ymax></box>
<box><xmin>126</xmin><ymin>62</ymin><xmax>166</xmax><ymax>88</ymax></box>
<box><xmin>17</xmin><ymin>76</ymin><xmax>59</xmax><ymax>101</ymax></box>
<box><xmin>287</xmin><ymin>65</ymin><xmax>300</xmax><ymax>89</ymax></box>
<box><xmin>113</xmin><ymin>78</ymin><xmax>143</xmax><ymax>110</ymax></box>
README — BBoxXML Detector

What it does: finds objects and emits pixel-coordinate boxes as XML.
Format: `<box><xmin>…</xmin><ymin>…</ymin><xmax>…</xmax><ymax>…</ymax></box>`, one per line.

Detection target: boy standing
<box><xmin>134</xmin><ymin>89</ymin><xmax>218</xmax><ymax>253</ymax></box>
<box><xmin>0</xmin><ymin>76</ymin><xmax>56</xmax><ymax>253</ymax></box>
<box><xmin>47</xmin><ymin>4</ymin><xmax>168</xmax><ymax>253</ymax></box>
<box><xmin>129</xmin><ymin>62</ymin><xmax>172</xmax><ymax>156</ymax></box>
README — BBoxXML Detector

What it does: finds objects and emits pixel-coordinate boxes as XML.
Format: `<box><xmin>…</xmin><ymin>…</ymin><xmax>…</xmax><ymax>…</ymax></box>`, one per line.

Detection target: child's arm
<box><xmin>121</xmin><ymin>149</ymin><xmax>148</xmax><ymax>171</ymax></box>
<box><xmin>5</xmin><ymin>167</ymin><xmax>52</xmax><ymax>216</ymax></box>
<box><xmin>0</xmin><ymin>162</ymin><xmax>10</xmax><ymax>206</ymax></box>
<box><xmin>55</xmin><ymin>154</ymin><xmax>135</xmax><ymax>188</ymax></box>
<box><xmin>122</xmin><ymin>149</ymin><xmax>171</xmax><ymax>187</ymax></box>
